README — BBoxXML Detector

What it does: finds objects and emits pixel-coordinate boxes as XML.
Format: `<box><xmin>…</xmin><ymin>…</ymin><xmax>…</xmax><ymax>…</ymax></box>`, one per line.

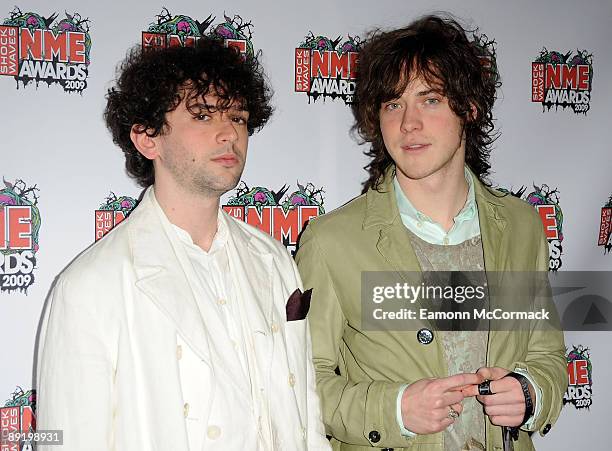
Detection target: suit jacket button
<box><xmin>417</xmin><ymin>328</ymin><xmax>434</xmax><ymax>345</ymax></box>
<box><xmin>368</xmin><ymin>430</ymin><xmax>381</xmax><ymax>443</ymax></box>
<box><xmin>381</xmin><ymin>449</ymin><xmax>394</xmax><ymax>451</ymax></box>
<box><xmin>207</xmin><ymin>425</ymin><xmax>221</xmax><ymax>439</ymax></box>
<box><xmin>542</xmin><ymin>424</ymin><xmax>552</xmax><ymax>435</ymax></box>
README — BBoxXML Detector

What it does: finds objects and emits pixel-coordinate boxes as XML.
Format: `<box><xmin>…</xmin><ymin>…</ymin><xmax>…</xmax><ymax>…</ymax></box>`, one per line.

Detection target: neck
<box><xmin>396</xmin><ymin>164</ymin><xmax>469</xmax><ymax>233</ymax></box>
<box><xmin>153</xmin><ymin>183</ymin><xmax>220</xmax><ymax>252</ymax></box>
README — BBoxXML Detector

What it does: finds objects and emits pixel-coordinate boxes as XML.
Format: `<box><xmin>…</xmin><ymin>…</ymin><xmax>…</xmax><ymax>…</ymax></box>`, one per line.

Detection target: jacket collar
<box><xmin>364</xmin><ymin>166</ymin><xmax>509</xmax><ymax>271</ymax></box>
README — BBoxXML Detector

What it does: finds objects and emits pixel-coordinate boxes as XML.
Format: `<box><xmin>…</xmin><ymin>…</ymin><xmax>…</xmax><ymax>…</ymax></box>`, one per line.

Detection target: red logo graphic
<box><xmin>94</xmin><ymin>193</ymin><xmax>138</xmax><ymax>241</ymax></box>
<box><xmin>294</xmin><ymin>33</ymin><xmax>362</xmax><ymax>104</ymax></box>
<box><xmin>223</xmin><ymin>182</ymin><xmax>324</xmax><ymax>254</ymax></box>
<box><xmin>532</xmin><ymin>49</ymin><xmax>593</xmax><ymax>114</ymax></box>
<box><xmin>598</xmin><ymin>195</ymin><xmax>612</xmax><ymax>254</ymax></box>
<box><xmin>0</xmin><ymin>388</ymin><xmax>35</xmax><ymax>450</ymax></box>
<box><xmin>0</xmin><ymin>8</ymin><xmax>91</xmax><ymax>92</ymax></box>
<box><xmin>141</xmin><ymin>9</ymin><xmax>255</xmax><ymax>60</ymax></box>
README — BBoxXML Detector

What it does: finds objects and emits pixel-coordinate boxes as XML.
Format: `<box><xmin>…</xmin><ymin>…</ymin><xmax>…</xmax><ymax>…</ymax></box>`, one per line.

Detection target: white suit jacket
<box><xmin>36</xmin><ymin>187</ymin><xmax>330</xmax><ymax>450</ymax></box>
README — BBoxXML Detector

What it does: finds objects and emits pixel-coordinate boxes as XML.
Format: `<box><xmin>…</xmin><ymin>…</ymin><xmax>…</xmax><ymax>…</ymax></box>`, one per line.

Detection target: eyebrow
<box><xmin>194</xmin><ymin>102</ymin><xmax>247</xmax><ymax>112</ymax></box>
<box><xmin>415</xmin><ymin>89</ymin><xmax>442</xmax><ymax>97</ymax></box>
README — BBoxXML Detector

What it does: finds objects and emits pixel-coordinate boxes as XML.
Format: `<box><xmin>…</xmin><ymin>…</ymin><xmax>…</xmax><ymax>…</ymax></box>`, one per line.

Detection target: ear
<box><xmin>130</xmin><ymin>125</ymin><xmax>159</xmax><ymax>160</ymax></box>
<box><xmin>467</xmin><ymin>103</ymin><xmax>478</xmax><ymax>122</ymax></box>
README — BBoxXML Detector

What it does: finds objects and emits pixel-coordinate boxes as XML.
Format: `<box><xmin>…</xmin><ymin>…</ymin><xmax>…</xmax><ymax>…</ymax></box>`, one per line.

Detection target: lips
<box><xmin>211</xmin><ymin>154</ymin><xmax>239</xmax><ymax>166</ymax></box>
<box><xmin>401</xmin><ymin>143</ymin><xmax>430</xmax><ymax>152</ymax></box>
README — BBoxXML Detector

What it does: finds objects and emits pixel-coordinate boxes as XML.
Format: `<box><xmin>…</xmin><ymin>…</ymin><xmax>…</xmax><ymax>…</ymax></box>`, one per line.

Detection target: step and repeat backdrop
<box><xmin>1</xmin><ymin>0</ymin><xmax>610</xmax><ymax>449</ymax></box>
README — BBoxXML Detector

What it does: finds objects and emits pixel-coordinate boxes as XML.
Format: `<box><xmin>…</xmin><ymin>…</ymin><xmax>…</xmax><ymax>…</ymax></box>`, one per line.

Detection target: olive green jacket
<box><xmin>295</xmin><ymin>172</ymin><xmax>567</xmax><ymax>451</ymax></box>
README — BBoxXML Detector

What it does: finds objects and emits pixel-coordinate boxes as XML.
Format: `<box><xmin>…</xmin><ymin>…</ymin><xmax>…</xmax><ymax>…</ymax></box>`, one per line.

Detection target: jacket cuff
<box><xmin>363</xmin><ymin>381</ymin><xmax>413</xmax><ymax>446</ymax></box>
<box><xmin>396</xmin><ymin>384</ymin><xmax>418</xmax><ymax>437</ymax></box>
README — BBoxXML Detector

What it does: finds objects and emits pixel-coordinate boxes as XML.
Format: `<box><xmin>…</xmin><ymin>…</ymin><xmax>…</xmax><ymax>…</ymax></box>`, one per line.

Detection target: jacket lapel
<box><xmin>473</xmin><ymin>180</ymin><xmax>508</xmax><ymax>273</ymax></box>
<box><xmin>365</xmin><ymin>173</ymin><xmax>421</xmax><ymax>275</ymax></box>
<box><xmin>365</xmin><ymin>175</ymin><xmax>442</xmax><ymax>336</ymax></box>
<box><xmin>127</xmin><ymin>189</ymin><xmax>250</xmax><ymax>397</ymax></box>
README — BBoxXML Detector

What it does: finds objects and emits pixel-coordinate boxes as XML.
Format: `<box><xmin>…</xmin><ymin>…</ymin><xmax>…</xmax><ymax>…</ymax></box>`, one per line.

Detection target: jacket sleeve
<box><xmin>295</xmin><ymin>224</ymin><xmax>408</xmax><ymax>447</ymax></box>
<box><xmin>512</xmin><ymin>215</ymin><xmax>567</xmax><ymax>436</ymax></box>
<box><xmin>36</xmin><ymin>275</ymin><xmax>117</xmax><ymax>451</ymax></box>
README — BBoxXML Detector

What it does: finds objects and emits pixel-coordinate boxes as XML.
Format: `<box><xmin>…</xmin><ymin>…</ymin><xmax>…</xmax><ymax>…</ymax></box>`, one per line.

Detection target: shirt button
<box><xmin>288</xmin><ymin>373</ymin><xmax>296</xmax><ymax>387</ymax></box>
<box><xmin>217</xmin><ymin>299</ymin><xmax>227</xmax><ymax>306</ymax></box>
<box><xmin>176</xmin><ymin>345</ymin><xmax>182</xmax><ymax>360</ymax></box>
<box><xmin>271</xmin><ymin>322</ymin><xmax>279</xmax><ymax>333</ymax></box>
<box><xmin>443</xmin><ymin>236</ymin><xmax>449</xmax><ymax>245</ymax></box>
<box><xmin>417</xmin><ymin>221</ymin><xmax>423</xmax><ymax>228</ymax></box>
<box><xmin>207</xmin><ymin>425</ymin><xmax>221</xmax><ymax>439</ymax></box>
<box><xmin>183</xmin><ymin>403</ymin><xmax>190</xmax><ymax>418</ymax></box>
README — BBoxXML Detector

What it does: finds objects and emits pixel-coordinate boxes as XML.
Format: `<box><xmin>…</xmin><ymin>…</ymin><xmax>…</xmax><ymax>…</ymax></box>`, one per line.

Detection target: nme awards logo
<box><xmin>94</xmin><ymin>192</ymin><xmax>138</xmax><ymax>241</ymax></box>
<box><xmin>598</xmin><ymin>195</ymin><xmax>612</xmax><ymax>254</ymax></box>
<box><xmin>294</xmin><ymin>32</ymin><xmax>362</xmax><ymax>104</ymax></box>
<box><xmin>532</xmin><ymin>48</ymin><xmax>593</xmax><ymax>114</ymax></box>
<box><xmin>0</xmin><ymin>7</ymin><xmax>91</xmax><ymax>93</ymax></box>
<box><xmin>0</xmin><ymin>387</ymin><xmax>36</xmax><ymax>450</ymax></box>
<box><xmin>142</xmin><ymin>8</ymin><xmax>255</xmax><ymax>58</ymax></box>
<box><xmin>564</xmin><ymin>345</ymin><xmax>593</xmax><ymax>410</ymax></box>
<box><xmin>0</xmin><ymin>179</ymin><xmax>40</xmax><ymax>293</ymax></box>
<box><xmin>501</xmin><ymin>184</ymin><xmax>563</xmax><ymax>271</ymax></box>
<box><xmin>223</xmin><ymin>182</ymin><xmax>325</xmax><ymax>254</ymax></box>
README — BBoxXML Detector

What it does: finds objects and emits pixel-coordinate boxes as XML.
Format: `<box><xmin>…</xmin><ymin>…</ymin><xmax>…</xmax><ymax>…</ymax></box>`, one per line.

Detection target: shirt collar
<box><xmin>172</xmin><ymin>210</ymin><xmax>229</xmax><ymax>256</ymax></box>
<box><xmin>393</xmin><ymin>166</ymin><xmax>477</xmax><ymax>226</ymax></box>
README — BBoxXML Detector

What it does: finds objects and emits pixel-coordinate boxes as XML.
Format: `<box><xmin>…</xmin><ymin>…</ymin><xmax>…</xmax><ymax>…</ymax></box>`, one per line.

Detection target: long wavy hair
<box><xmin>104</xmin><ymin>37</ymin><xmax>273</xmax><ymax>187</ymax></box>
<box><xmin>353</xmin><ymin>15</ymin><xmax>501</xmax><ymax>193</ymax></box>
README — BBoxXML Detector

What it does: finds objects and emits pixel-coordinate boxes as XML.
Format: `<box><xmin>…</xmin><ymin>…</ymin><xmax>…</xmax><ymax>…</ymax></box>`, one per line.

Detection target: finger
<box><xmin>438</xmin><ymin>373</ymin><xmax>484</xmax><ymax>392</ymax></box>
<box><xmin>489</xmin><ymin>376</ymin><xmax>522</xmax><ymax>396</ymax></box>
<box><xmin>478</xmin><ymin>391</ymin><xmax>524</xmax><ymax>406</ymax></box>
<box><xmin>477</xmin><ymin>366</ymin><xmax>510</xmax><ymax>381</ymax></box>
<box><xmin>441</xmin><ymin>391</ymin><xmax>465</xmax><ymax>407</ymax></box>
<box><xmin>449</xmin><ymin>382</ymin><xmax>481</xmax><ymax>392</ymax></box>
<box><xmin>460</xmin><ymin>384</ymin><xmax>481</xmax><ymax>397</ymax></box>
<box><xmin>488</xmin><ymin>415</ymin><xmax>523</xmax><ymax>427</ymax></box>
<box><xmin>483</xmin><ymin>403</ymin><xmax>525</xmax><ymax>417</ymax></box>
<box><xmin>440</xmin><ymin>417</ymin><xmax>455</xmax><ymax>430</ymax></box>
<box><xmin>450</xmin><ymin>402</ymin><xmax>463</xmax><ymax>415</ymax></box>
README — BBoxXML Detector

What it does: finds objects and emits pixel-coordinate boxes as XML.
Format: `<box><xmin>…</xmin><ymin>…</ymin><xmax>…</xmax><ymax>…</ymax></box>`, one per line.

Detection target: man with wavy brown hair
<box><xmin>296</xmin><ymin>15</ymin><xmax>566</xmax><ymax>451</ymax></box>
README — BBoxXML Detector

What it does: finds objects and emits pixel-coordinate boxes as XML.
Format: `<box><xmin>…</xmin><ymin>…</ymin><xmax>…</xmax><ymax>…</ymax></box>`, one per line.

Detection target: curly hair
<box><xmin>353</xmin><ymin>15</ymin><xmax>500</xmax><ymax>193</ymax></box>
<box><xmin>104</xmin><ymin>37</ymin><xmax>273</xmax><ymax>187</ymax></box>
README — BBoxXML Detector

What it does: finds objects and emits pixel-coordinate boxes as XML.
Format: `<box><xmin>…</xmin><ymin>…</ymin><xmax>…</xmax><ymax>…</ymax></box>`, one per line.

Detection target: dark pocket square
<box><xmin>286</xmin><ymin>288</ymin><xmax>312</xmax><ymax>321</ymax></box>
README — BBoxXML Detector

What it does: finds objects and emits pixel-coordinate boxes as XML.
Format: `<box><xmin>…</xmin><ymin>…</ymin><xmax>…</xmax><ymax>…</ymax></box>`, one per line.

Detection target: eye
<box><xmin>195</xmin><ymin>113</ymin><xmax>211</xmax><ymax>121</ymax></box>
<box><xmin>424</xmin><ymin>97</ymin><xmax>441</xmax><ymax>105</ymax></box>
<box><xmin>384</xmin><ymin>102</ymin><xmax>401</xmax><ymax>111</ymax></box>
<box><xmin>230</xmin><ymin>115</ymin><xmax>248</xmax><ymax>125</ymax></box>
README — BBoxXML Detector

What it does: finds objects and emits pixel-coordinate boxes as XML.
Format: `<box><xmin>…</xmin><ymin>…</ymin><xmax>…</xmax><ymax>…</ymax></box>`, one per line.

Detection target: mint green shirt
<box><xmin>393</xmin><ymin>167</ymin><xmax>542</xmax><ymax>437</ymax></box>
<box><xmin>393</xmin><ymin>167</ymin><xmax>479</xmax><ymax>245</ymax></box>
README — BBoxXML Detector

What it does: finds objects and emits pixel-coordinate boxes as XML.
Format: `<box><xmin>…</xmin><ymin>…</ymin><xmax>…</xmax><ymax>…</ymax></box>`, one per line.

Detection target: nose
<box><xmin>216</xmin><ymin>117</ymin><xmax>239</xmax><ymax>144</ymax></box>
<box><xmin>400</xmin><ymin>104</ymin><xmax>423</xmax><ymax>133</ymax></box>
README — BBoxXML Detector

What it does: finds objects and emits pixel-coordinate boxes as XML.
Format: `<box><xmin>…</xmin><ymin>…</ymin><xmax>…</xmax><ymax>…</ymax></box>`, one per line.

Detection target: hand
<box><xmin>400</xmin><ymin>373</ymin><xmax>484</xmax><ymax>434</ymax></box>
<box><xmin>462</xmin><ymin>367</ymin><xmax>536</xmax><ymax>427</ymax></box>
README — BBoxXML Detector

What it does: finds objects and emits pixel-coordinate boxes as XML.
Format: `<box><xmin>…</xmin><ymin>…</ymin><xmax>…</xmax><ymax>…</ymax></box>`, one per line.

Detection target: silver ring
<box><xmin>447</xmin><ymin>407</ymin><xmax>459</xmax><ymax>420</ymax></box>
<box><xmin>478</xmin><ymin>380</ymin><xmax>494</xmax><ymax>396</ymax></box>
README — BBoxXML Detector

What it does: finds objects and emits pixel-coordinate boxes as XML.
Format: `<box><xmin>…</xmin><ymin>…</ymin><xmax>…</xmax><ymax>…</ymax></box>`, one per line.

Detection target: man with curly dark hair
<box><xmin>296</xmin><ymin>15</ymin><xmax>566</xmax><ymax>451</ymax></box>
<box><xmin>36</xmin><ymin>38</ymin><xmax>330</xmax><ymax>451</ymax></box>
